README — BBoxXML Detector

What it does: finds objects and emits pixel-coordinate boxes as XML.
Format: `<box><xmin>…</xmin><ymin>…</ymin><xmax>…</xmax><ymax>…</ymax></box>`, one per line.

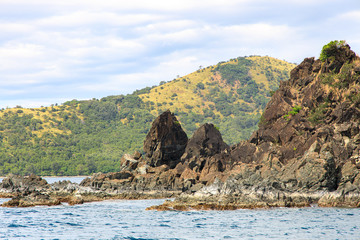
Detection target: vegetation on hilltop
<box><xmin>320</xmin><ymin>40</ymin><xmax>347</xmax><ymax>62</ymax></box>
<box><xmin>0</xmin><ymin>56</ymin><xmax>295</xmax><ymax>176</ymax></box>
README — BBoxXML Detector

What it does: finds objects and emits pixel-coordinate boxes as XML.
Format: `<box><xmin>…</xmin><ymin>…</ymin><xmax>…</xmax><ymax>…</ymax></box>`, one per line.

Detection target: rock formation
<box><xmin>143</xmin><ymin>110</ymin><xmax>188</xmax><ymax>168</ymax></box>
<box><xmin>149</xmin><ymin>43</ymin><xmax>360</xmax><ymax>210</ymax></box>
<box><xmin>3</xmin><ymin>43</ymin><xmax>360</xmax><ymax>209</ymax></box>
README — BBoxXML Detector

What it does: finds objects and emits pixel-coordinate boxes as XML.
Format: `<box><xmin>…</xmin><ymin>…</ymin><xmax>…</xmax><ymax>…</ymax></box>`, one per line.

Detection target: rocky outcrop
<box><xmin>149</xmin><ymin>43</ymin><xmax>360</xmax><ymax>210</ymax></box>
<box><xmin>182</xmin><ymin>123</ymin><xmax>228</xmax><ymax>160</ymax></box>
<box><xmin>0</xmin><ymin>174</ymin><xmax>49</xmax><ymax>194</ymax></box>
<box><xmin>143</xmin><ymin>110</ymin><xmax>188</xmax><ymax>168</ymax></box>
<box><xmin>66</xmin><ymin>121</ymin><xmax>232</xmax><ymax>199</ymax></box>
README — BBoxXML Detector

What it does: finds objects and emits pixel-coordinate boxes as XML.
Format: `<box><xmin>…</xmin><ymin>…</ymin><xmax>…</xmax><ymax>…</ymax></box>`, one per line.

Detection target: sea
<box><xmin>0</xmin><ymin>177</ymin><xmax>360</xmax><ymax>239</ymax></box>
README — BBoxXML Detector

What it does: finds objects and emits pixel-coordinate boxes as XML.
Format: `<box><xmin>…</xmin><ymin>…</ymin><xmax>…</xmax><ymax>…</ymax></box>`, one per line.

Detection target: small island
<box><xmin>1</xmin><ymin>41</ymin><xmax>360</xmax><ymax>209</ymax></box>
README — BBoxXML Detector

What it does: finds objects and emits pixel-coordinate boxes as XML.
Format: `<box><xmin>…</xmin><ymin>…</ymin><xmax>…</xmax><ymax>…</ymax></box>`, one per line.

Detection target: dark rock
<box><xmin>143</xmin><ymin>110</ymin><xmax>188</xmax><ymax>168</ymax></box>
<box><xmin>107</xmin><ymin>171</ymin><xmax>133</xmax><ymax>180</ymax></box>
<box><xmin>323</xmin><ymin>44</ymin><xmax>357</xmax><ymax>73</ymax></box>
<box><xmin>290</xmin><ymin>57</ymin><xmax>315</xmax><ymax>82</ymax></box>
<box><xmin>5</xmin><ymin>44</ymin><xmax>360</xmax><ymax>209</ymax></box>
<box><xmin>182</xmin><ymin>123</ymin><xmax>228</xmax><ymax>160</ymax></box>
<box><xmin>0</xmin><ymin>174</ymin><xmax>49</xmax><ymax>192</ymax></box>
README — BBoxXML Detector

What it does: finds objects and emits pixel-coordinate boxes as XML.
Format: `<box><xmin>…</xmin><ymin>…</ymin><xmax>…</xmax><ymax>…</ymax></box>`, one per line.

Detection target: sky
<box><xmin>1</xmin><ymin>0</ymin><xmax>360</xmax><ymax>108</ymax></box>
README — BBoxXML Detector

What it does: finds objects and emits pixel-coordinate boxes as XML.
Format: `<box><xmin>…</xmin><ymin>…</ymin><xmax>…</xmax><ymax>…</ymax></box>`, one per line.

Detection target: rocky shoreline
<box><xmin>0</xmin><ymin>174</ymin><xmax>181</xmax><ymax>207</ymax></box>
<box><xmin>2</xmin><ymin>43</ymin><xmax>360</xmax><ymax>209</ymax></box>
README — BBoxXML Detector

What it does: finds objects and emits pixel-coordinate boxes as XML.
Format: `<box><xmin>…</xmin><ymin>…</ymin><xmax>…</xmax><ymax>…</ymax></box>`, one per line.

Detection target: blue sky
<box><xmin>1</xmin><ymin>0</ymin><xmax>360</xmax><ymax>108</ymax></box>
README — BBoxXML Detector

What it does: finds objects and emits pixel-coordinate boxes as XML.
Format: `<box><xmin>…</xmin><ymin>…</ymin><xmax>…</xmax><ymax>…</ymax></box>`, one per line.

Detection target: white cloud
<box><xmin>338</xmin><ymin>10</ymin><xmax>360</xmax><ymax>22</ymax></box>
<box><xmin>35</xmin><ymin>11</ymin><xmax>164</xmax><ymax>29</ymax></box>
<box><xmin>135</xmin><ymin>20</ymin><xmax>197</xmax><ymax>34</ymax></box>
<box><xmin>0</xmin><ymin>0</ymin><xmax>359</xmax><ymax>108</ymax></box>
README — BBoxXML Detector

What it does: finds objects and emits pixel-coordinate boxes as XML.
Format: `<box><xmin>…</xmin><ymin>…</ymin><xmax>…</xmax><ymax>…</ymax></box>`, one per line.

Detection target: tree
<box><xmin>196</xmin><ymin>82</ymin><xmax>205</xmax><ymax>90</ymax></box>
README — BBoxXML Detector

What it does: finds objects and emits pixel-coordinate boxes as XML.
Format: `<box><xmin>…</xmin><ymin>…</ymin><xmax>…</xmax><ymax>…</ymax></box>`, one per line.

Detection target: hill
<box><xmin>0</xmin><ymin>56</ymin><xmax>295</xmax><ymax>176</ymax></box>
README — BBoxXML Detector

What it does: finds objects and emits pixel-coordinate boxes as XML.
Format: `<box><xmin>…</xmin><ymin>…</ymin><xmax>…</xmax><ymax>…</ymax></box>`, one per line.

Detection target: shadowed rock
<box><xmin>182</xmin><ymin>123</ymin><xmax>228</xmax><ymax>160</ymax></box>
<box><xmin>143</xmin><ymin>110</ymin><xmax>188</xmax><ymax>168</ymax></box>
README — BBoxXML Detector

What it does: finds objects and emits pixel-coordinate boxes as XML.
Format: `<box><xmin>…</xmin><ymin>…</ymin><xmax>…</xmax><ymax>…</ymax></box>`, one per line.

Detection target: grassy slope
<box><xmin>139</xmin><ymin>56</ymin><xmax>294</xmax><ymax>117</ymax></box>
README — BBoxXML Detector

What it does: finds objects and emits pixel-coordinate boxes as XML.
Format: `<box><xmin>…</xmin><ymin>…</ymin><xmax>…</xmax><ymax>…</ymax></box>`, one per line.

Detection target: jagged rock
<box><xmin>0</xmin><ymin>174</ymin><xmax>49</xmax><ymax>193</ymax></box>
<box><xmin>175</xmin><ymin>123</ymin><xmax>230</xmax><ymax>188</ymax></box>
<box><xmin>120</xmin><ymin>153</ymin><xmax>139</xmax><ymax>171</ymax></box>
<box><xmin>51</xmin><ymin>180</ymin><xmax>79</xmax><ymax>193</ymax></box>
<box><xmin>149</xmin><ymin>43</ymin><xmax>360</xmax><ymax>210</ymax></box>
<box><xmin>323</xmin><ymin>44</ymin><xmax>357</xmax><ymax>73</ymax></box>
<box><xmin>2</xmin><ymin>193</ymin><xmax>61</xmax><ymax>207</ymax></box>
<box><xmin>182</xmin><ymin>123</ymin><xmax>228</xmax><ymax>160</ymax></box>
<box><xmin>143</xmin><ymin>110</ymin><xmax>188</xmax><ymax>168</ymax></box>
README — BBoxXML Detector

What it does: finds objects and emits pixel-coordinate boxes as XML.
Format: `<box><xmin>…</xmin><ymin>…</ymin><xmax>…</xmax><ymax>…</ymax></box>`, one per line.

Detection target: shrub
<box><xmin>289</xmin><ymin>106</ymin><xmax>302</xmax><ymax>115</ymax></box>
<box><xmin>308</xmin><ymin>102</ymin><xmax>328</xmax><ymax>124</ymax></box>
<box><xmin>319</xmin><ymin>40</ymin><xmax>346</xmax><ymax>62</ymax></box>
<box><xmin>283</xmin><ymin>106</ymin><xmax>301</xmax><ymax>121</ymax></box>
<box><xmin>196</xmin><ymin>82</ymin><xmax>205</xmax><ymax>90</ymax></box>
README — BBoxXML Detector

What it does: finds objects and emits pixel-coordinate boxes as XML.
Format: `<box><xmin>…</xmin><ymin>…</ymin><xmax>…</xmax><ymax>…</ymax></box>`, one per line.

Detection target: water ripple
<box><xmin>0</xmin><ymin>199</ymin><xmax>360</xmax><ymax>239</ymax></box>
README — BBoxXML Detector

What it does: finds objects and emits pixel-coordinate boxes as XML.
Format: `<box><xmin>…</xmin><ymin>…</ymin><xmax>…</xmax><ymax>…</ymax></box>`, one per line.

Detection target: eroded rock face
<box><xmin>179</xmin><ymin>123</ymin><xmax>229</xmax><ymax>183</ymax></box>
<box><xmin>75</xmin><ymin>44</ymin><xmax>360</xmax><ymax>209</ymax></box>
<box><xmin>0</xmin><ymin>174</ymin><xmax>49</xmax><ymax>193</ymax></box>
<box><xmin>182</xmin><ymin>123</ymin><xmax>228</xmax><ymax>160</ymax></box>
<box><xmin>143</xmin><ymin>110</ymin><xmax>188</xmax><ymax>168</ymax></box>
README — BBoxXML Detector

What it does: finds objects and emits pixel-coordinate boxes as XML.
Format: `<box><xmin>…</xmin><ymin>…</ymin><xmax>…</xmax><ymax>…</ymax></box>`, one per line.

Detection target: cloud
<box><xmin>35</xmin><ymin>11</ymin><xmax>164</xmax><ymax>29</ymax></box>
<box><xmin>337</xmin><ymin>10</ymin><xmax>360</xmax><ymax>22</ymax></box>
<box><xmin>0</xmin><ymin>0</ymin><xmax>359</xmax><ymax>108</ymax></box>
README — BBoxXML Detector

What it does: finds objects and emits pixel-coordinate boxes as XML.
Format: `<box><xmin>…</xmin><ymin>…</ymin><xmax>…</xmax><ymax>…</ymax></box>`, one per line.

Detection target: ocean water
<box><xmin>1</xmin><ymin>177</ymin><xmax>360</xmax><ymax>239</ymax></box>
<box><xmin>0</xmin><ymin>198</ymin><xmax>359</xmax><ymax>239</ymax></box>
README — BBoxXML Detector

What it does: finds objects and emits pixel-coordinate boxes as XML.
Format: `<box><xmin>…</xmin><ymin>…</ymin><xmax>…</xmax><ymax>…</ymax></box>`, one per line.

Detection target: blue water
<box><xmin>0</xmin><ymin>198</ymin><xmax>359</xmax><ymax>239</ymax></box>
<box><xmin>1</xmin><ymin>177</ymin><xmax>360</xmax><ymax>239</ymax></box>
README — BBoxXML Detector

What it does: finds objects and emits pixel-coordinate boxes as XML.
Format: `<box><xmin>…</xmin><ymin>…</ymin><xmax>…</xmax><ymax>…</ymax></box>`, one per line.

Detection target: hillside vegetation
<box><xmin>0</xmin><ymin>56</ymin><xmax>295</xmax><ymax>176</ymax></box>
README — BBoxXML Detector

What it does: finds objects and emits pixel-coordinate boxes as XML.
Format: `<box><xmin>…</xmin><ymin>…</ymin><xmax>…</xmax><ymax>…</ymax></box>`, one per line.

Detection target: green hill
<box><xmin>0</xmin><ymin>56</ymin><xmax>295</xmax><ymax>176</ymax></box>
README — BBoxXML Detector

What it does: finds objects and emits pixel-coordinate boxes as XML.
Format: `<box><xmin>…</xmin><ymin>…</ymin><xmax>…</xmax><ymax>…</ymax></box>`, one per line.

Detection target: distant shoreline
<box><xmin>0</xmin><ymin>175</ymin><xmax>89</xmax><ymax>178</ymax></box>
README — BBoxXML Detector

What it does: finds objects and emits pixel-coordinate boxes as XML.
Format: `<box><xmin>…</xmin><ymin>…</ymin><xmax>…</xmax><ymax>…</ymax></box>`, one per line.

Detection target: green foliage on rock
<box><xmin>320</xmin><ymin>40</ymin><xmax>346</xmax><ymax>62</ymax></box>
<box><xmin>283</xmin><ymin>106</ymin><xmax>302</xmax><ymax>121</ymax></box>
<box><xmin>308</xmin><ymin>102</ymin><xmax>329</xmax><ymax>124</ymax></box>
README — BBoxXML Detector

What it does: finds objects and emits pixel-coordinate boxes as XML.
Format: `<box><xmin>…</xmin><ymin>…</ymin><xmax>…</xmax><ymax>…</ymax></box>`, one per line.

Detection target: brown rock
<box><xmin>143</xmin><ymin>110</ymin><xmax>188</xmax><ymax>168</ymax></box>
<box><xmin>182</xmin><ymin>123</ymin><xmax>228</xmax><ymax>160</ymax></box>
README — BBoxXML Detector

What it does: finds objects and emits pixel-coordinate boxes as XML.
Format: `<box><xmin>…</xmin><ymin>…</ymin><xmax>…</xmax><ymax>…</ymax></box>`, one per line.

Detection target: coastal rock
<box><xmin>2</xmin><ymin>192</ymin><xmax>61</xmax><ymax>207</ymax></box>
<box><xmin>0</xmin><ymin>174</ymin><xmax>49</xmax><ymax>193</ymax></box>
<box><xmin>182</xmin><ymin>123</ymin><xmax>228</xmax><ymax>160</ymax></box>
<box><xmin>149</xmin><ymin>43</ymin><xmax>360</xmax><ymax>210</ymax></box>
<box><xmin>143</xmin><ymin>110</ymin><xmax>188</xmax><ymax>168</ymax></box>
<box><xmin>120</xmin><ymin>153</ymin><xmax>139</xmax><ymax>171</ymax></box>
